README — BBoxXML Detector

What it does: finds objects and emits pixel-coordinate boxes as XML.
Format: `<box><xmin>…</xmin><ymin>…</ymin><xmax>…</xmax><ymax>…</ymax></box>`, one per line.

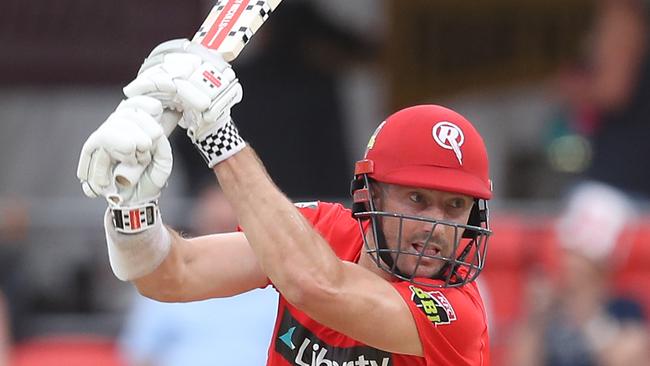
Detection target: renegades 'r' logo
<box><xmin>432</xmin><ymin>121</ymin><xmax>465</xmax><ymax>166</ymax></box>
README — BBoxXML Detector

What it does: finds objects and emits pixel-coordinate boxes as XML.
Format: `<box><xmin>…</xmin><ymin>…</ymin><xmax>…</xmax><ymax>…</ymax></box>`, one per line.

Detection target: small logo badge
<box><xmin>432</xmin><ymin>121</ymin><xmax>465</xmax><ymax>165</ymax></box>
<box><xmin>279</xmin><ymin>326</ymin><xmax>296</xmax><ymax>350</ymax></box>
<box><xmin>410</xmin><ymin>285</ymin><xmax>457</xmax><ymax>325</ymax></box>
<box><xmin>365</xmin><ymin>121</ymin><xmax>386</xmax><ymax>157</ymax></box>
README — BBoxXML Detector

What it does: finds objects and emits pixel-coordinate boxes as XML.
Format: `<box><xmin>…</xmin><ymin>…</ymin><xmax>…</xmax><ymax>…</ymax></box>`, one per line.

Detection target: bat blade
<box><xmin>192</xmin><ymin>0</ymin><xmax>282</xmax><ymax>61</ymax></box>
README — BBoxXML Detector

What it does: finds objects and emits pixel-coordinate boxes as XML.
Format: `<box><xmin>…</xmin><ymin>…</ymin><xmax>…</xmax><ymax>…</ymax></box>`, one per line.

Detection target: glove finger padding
<box><xmin>144</xmin><ymin>133</ymin><xmax>173</xmax><ymax>191</ymax></box>
<box><xmin>140</xmin><ymin>39</ymin><xmax>191</xmax><ymax>72</ymax></box>
<box><xmin>82</xmin><ymin>118</ymin><xmax>152</xmax><ymax>202</ymax></box>
<box><xmin>203</xmin><ymin>82</ymin><xmax>243</xmax><ymax>125</ymax></box>
<box><xmin>175</xmin><ymin>64</ymin><xmax>237</xmax><ymax>112</ymax></box>
<box><xmin>183</xmin><ymin>81</ymin><xmax>243</xmax><ymax>141</ymax></box>
<box><xmin>174</xmin><ymin>79</ymin><xmax>211</xmax><ymax>111</ymax></box>
<box><xmin>78</xmin><ymin>96</ymin><xmax>173</xmax><ymax>205</ymax></box>
<box><xmin>110</xmin><ymin>101</ymin><xmax>167</xmax><ymax>191</ymax></box>
<box><xmin>123</xmin><ymin>72</ymin><xmax>178</xmax><ymax>104</ymax></box>
<box><xmin>79</xmin><ymin>125</ymin><xmax>135</xmax><ymax>198</ymax></box>
<box><xmin>117</xmin><ymin>95</ymin><xmax>164</xmax><ymax>117</ymax></box>
<box><xmin>78</xmin><ymin>147</ymin><xmax>112</xmax><ymax>198</ymax></box>
<box><xmin>185</xmin><ymin>42</ymin><xmax>231</xmax><ymax>71</ymax></box>
<box><xmin>101</xmin><ymin>116</ymin><xmax>153</xmax><ymax>165</ymax></box>
<box><xmin>126</xmin><ymin>53</ymin><xmax>201</xmax><ymax>100</ymax></box>
<box><xmin>109</xmin><ymin>114</ymin><xmax>172</xmax><ymax>204</ymax></box>
<box><xmin>160</xmin><ymin>109</ymin><xmax>182</xmax><ymax>136</ymax></box>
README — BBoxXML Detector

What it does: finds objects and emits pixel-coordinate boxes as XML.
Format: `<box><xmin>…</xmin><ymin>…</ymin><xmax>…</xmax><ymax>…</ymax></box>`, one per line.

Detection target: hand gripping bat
<box><xmin>113</xmin><ymin>0</ymin><xmax>282</xmax><ymax>190</ymax></box>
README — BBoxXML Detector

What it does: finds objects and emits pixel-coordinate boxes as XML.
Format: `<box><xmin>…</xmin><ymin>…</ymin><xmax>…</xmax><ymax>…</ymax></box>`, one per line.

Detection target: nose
<box><xmin>419</xmin><ymin>204</ymin><xmax>448</xmax><ymax>233</ymax></box>
<box><xmin>416</xmin><ymin>216</ymin><xmax>446</xmax><ymax>244</ymax></box>
<box><xmin>415</xmin><ymin>205</ymin><xmax>458</xmax><ymax>245</ymax></box>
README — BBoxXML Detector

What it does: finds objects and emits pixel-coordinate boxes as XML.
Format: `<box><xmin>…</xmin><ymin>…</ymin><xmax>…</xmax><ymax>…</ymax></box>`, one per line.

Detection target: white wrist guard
<box><xmin>104</xmin><ymin>205</ymin><xmax>171</xmax><ymax>281</ymax></box>
<box><xmin>193</xmin><ymin>117</ymin><xmax>246</xmax><ymax>167</ymax></box>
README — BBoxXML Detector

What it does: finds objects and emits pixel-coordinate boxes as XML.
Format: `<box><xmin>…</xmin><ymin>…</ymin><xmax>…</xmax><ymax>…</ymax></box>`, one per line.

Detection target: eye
<box><xmin>409</xmin><ymin>192</ymin><xmax>424</xmax><ymax>204</ymax></box>
<box><xmin>448</xmin><ymin>197</ymin><xmax>468</xmax><ymax>209</ymax></box>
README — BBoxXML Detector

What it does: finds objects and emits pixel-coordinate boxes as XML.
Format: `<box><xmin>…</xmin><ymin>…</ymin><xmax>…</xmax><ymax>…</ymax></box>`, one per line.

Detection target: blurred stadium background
<box><xmin>1</xmin><ymin>0</ymin><xmax>649</xmax><ymax>365</ymax></box>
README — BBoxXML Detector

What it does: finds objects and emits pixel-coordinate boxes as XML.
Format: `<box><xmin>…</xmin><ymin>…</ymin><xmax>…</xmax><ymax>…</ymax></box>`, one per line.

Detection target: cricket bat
<box><xmin>193</xmin><ymin>0</ymin><xmax>282</xmax><ymax>61</ymax></box>
<box><xmin>114</xmin><ymin>0</ymin><xmax>282</xmax><ymax>190</ymax></box>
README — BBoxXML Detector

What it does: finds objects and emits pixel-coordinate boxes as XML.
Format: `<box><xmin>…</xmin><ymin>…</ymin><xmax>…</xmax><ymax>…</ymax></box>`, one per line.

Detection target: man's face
<box><xmin>369</xmin><ymin>183</ymin><xmax>474</xmax><ymax>279</ymax></box>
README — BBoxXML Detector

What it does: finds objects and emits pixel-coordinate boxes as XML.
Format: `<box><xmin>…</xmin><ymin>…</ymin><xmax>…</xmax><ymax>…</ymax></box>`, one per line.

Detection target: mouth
<box><xmin>411</xmin><ymin>242</ymin><xmax>442</xmax><ymax>257</ymax></box>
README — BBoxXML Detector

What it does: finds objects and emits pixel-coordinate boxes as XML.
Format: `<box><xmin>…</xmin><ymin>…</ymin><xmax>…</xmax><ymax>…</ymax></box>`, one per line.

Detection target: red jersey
<box><xmin>266</xmin><ymin>201</ymin><xmax>490</xmax><ymax>366</ymax></box>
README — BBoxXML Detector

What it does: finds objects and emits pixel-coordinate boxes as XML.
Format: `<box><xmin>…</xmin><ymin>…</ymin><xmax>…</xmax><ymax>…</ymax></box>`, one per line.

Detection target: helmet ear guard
<box><xmin>350</xmin><ymin>159</ymin><xmax>375</xmax><ymax>216</ymax></box>
<box><xmin>463</xmin><ymin>199</ymin><xmax>489</xmax><ymax>239</ymax></box>
<box><xmin>350</xmin><ymin>176</ymin><xmax>369</xmax><ymax>216</ymax></box>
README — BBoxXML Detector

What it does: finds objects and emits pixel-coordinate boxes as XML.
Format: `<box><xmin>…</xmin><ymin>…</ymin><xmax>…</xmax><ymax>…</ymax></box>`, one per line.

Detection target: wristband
<box><xmin>104</xmin><ymin>206</ymin><xmax>171</xmax><ymax>281</ymax></box>
<box><xmin>110</xmin><ymin>202</ymin><xmax>159</xmax><ymax>234</ymax></box>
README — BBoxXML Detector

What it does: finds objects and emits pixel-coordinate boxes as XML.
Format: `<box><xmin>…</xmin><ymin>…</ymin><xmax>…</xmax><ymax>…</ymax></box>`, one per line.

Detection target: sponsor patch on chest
<box><xmin>275</xmin><ymin>308</ymin><xmax>392</xmax><ymax>366</ymax></box>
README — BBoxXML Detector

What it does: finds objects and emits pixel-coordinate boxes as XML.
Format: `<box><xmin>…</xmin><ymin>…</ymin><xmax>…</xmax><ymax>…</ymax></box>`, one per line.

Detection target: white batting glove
<box><xmin>77</xmin><ymin>96</ymin><xmax>173</xmax><ymax>229</ymax></box>
<box><xmin>124</xmin><ymin>39</ymin><xmax>245</xmax><ymax>167</ymax></box>
<box><xmin>77</xmin><ymin>92</ymin><xmax>170</xmax><ymax>241</ymax></box>
<box><xmin>77</xmin><ymin>95</ymin><xmax>173</xmax><ymax>280</ymax></box>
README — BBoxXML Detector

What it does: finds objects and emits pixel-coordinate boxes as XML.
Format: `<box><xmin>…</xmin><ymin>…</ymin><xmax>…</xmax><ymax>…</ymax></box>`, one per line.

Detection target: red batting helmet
<box><xmin>350</xmin><ymin>105</ymin><xmax>493</xmax><ymax>288</ymax></box>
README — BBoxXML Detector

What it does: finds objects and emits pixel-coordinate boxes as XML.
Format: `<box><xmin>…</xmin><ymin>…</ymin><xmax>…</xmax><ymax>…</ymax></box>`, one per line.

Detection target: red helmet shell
<box><xmin>363</xmin><ymin>105</ymin><xmax>492</xmax><ymax>200</ymax></box>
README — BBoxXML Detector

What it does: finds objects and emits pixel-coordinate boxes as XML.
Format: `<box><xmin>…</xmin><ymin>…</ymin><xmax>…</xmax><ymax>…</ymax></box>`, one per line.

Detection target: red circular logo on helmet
<box><xmin>432</xmin><ymin>121</ymin><xmax>465</xmax><ymax>165</ymax></box>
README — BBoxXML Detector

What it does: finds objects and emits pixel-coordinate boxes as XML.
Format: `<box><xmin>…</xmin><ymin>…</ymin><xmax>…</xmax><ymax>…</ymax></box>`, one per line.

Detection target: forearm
<box><xmin>132</xmin><ymin>229</ymin><xmax>268</xmax><ymax>302</ymax></box>
<box><xmin>213</xmin><ymin>147</ymin><xmax>344</xmax><ymax>303</ymax></box>
<box><xmin>132</xmin><ymin>228</ymin><xmax>189</xmax><ymax>301</ymax></box>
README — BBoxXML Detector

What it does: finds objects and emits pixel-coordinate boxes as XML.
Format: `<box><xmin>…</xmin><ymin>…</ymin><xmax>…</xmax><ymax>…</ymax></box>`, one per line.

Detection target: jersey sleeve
<box><xmin>391</xmin><ymin>281</ymin><xmax>490</xmax><ymax>365</ymax></box>
<box><xmin>292</xmin><ymin>201</ymin><xmax>363</xmax><ymax>261</ymax></box>
<box><xmin>237</xmin><ymin>201</ymin><xmax>363</xmax><ymax>287</ymax></box>
<box><xmin>235</xmin><ymin>201</ymin><xmax>322</xmax><ymax>232</ymax></box>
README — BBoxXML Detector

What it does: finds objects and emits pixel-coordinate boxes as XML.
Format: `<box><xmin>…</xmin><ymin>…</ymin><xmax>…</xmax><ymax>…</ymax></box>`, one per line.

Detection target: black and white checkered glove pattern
<box><xmin>193</xmin><ymin>117</ymin><xmax>245</xmax><ymax>166</ymax></box>
<box><xmin>124</xmin><ymin>39</ymin><xmax>246</xmax><ymax>167</ymax></box>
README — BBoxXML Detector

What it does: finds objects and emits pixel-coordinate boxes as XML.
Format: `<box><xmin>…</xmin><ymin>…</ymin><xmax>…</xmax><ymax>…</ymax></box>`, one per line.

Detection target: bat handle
<box><xmin>114</xmin><ymin>163</ymin><xmax>146</xmax><ymax>189</ymax></box>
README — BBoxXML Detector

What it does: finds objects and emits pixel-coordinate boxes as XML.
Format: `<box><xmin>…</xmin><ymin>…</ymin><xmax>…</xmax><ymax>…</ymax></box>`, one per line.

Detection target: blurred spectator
<box><xmin>509</xmin><ymin>182</ymin><xmax>650</xmax><ymax>366</ymax></box>
<box><xmin>553</xmin><ymin>0</ymin><xmax>650</xmax><ymax>199</ymax></box>
<box><xmin>529</xmin><ymin>2</ymin><xmax>650</xmax><ymax>362</ymax></box>
<box><xmin>118</xmin><ymin>186</ymin><xmax>278</xmax><ymax>366</ymax></box>
<box><xmin>0</xmin><ymin>196</ymin><xmax>30</xmax><ymax>346</ymax></box>
<box><xmin>0</xmin><ymin>292</ymin><xmax>8</xmax><ymax>366</ymax></box>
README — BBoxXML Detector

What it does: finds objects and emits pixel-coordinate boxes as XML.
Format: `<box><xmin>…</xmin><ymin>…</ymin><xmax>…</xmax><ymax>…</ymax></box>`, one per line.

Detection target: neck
<box><xmin>358</xmin><ymin>249</ymin><xmax>396</xmax><ymax>282</ymax></box>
